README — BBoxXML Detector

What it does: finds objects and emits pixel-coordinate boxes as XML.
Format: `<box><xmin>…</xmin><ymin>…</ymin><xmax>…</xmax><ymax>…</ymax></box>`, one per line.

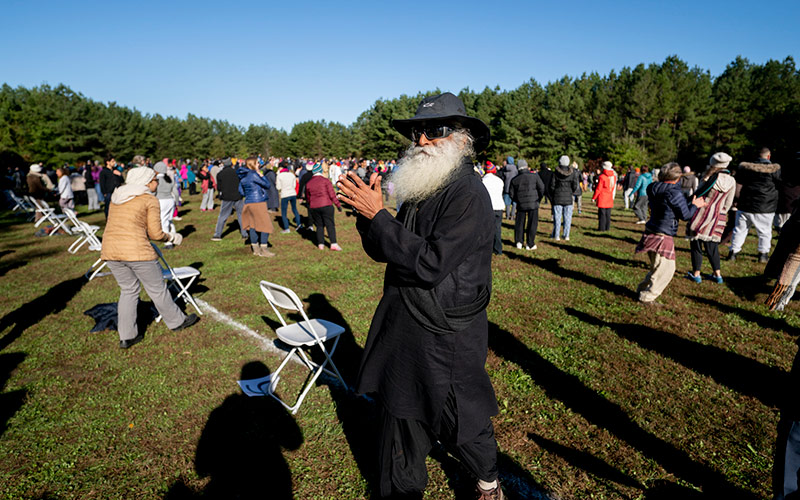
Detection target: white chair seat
<box><xmin>276</xmin><ymin>319</ymin><xmax>345</xmax><ymax>347</ymax></box>
<box><xmin>164</xmin><ymin>266</ymin><xmax>201</xmax><ymax>280</ymax></box>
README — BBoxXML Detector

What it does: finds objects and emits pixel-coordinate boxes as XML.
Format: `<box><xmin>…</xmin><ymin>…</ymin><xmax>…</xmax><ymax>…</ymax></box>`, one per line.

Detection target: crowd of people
<box><xmin>2</xmin><ymin>89</ymin><xmax>800</xmax><ymax>498</ymax></box>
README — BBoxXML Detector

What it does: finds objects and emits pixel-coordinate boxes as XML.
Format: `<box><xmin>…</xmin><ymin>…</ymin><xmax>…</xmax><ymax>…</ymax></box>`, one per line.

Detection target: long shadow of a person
<box><xmin>166</xmin><ymin>361</ymin><xmax>303</xmax><ymax>499</ymax></box>
<box><xmin>0</xmin><ymin>275</ymin><xmax>86</xmax><ymax>352</ymax></box>
<box><xmin>304</xmin><ymin>293</ymin><xmax>380</xmax><ymax>498</ymax></box>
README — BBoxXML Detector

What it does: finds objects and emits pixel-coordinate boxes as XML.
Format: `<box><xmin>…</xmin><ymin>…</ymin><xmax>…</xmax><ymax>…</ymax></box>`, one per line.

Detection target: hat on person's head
<box><xmin>559</xmin><ymin>155</ymin><xmax>570</xmax><ymax>167</ymax></box>
<box><xmin>222</xmin><ymin>158</ymin><xmax>232</xmax><ymax>168</ymax></box>
<box><xmin>29</xmin><ymin>164</ymin><xmax>41</xmax><ymax>173</ymax></box>
<box><xmin>683</xmin><ymin>166</ymin><xmax>691</xmax><ymax>173</ymax></box>
<box><xmin>391</xmin><ymin>92</ymin><xmax>491</xmax><ymax>152</ymax></box>
<box><xmin>507</xmin><ymin>156</ymin><xmax>514</xmax><ymax>165</ymax></box>
<box><xmin>485</xmin><ymin>161</ymin><xmax>496</xmax><ymax>174</ymax></box>
<box><xmin>125</xmin><ymin>167</ymin><xmax>156</xmax><ymax>186</ymax></box>
<box><xmin>518</xmin><ymin>159</ymin><xmax>529</xmax><ymax>170</ymax></box>
<box><xmin>153</xmin><ymin>161</ymin><xmax>168</xmax><ymax>174</ymax></box>
<box><xmin>709</xmin><ymin>152</ymin><xmax>732</xmax><ymax>169</ymax></box>
<box><xmin>312</xmin><ymin>163</ymin><xmax>323</xmax><ymax>175</ymax></box>
<box><xmin>602</xmin><ymin>161</ymin><xmax>614</xmax><ymax>171</ymax></box>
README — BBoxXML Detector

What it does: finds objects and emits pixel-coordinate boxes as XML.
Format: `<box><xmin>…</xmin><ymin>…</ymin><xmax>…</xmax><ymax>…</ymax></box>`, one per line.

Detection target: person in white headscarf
<box><xmin>100</xmin><ymin>166</ymin><xmax>198</xmax><ymax>349</ymax></box>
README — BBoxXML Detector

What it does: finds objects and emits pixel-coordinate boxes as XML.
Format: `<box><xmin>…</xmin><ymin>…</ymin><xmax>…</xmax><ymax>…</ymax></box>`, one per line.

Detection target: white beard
<box><xmin>390</xmin><ymin>131</ymin><xmax>473</xmax><ymax>203</ymax></box>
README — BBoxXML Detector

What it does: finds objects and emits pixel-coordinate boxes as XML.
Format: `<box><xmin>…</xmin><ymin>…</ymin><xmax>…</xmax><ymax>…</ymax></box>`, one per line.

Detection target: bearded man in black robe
<box><xmin>336</xmin><ymin>92</ymin><xmax>502</xmax><ymax>500</ymax></box>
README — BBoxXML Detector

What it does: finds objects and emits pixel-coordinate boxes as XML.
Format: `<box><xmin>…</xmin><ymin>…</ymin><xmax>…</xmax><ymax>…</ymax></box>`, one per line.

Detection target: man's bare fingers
<box><xmin>346</xmin><ymin>171</ymin><xmax>367</xmax><ymax>188</ymax></box>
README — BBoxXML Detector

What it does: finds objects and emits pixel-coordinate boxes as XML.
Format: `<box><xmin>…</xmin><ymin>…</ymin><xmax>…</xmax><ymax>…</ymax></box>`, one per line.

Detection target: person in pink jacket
<box><xmin>304</xmin><ymin>162</ymin><xmax>342</xmax><ymax>250</ymax></box>
<box><xmin>592</xmin><ymin>161</ymin><xmax>618</xmax><ymax>231</ymax></box>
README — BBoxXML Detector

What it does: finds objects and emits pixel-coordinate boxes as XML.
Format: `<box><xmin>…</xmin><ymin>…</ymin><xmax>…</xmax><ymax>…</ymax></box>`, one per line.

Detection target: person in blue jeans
<box><xmin>275</xmin><ymin>161</ymin><xmax>302</xmax><ymax>232</ymax></box>
<box><xmin>550</xmin><ymin>155</ymin><xmax>580</xmax><ymax>240</ymax></box>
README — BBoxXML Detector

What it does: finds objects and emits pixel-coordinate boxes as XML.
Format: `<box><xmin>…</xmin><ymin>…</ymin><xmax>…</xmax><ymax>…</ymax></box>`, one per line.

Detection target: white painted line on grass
<box><xmin>194</xmin><ymin>298</ymin><xmax>290</xmax><ymax>358</ymax></box>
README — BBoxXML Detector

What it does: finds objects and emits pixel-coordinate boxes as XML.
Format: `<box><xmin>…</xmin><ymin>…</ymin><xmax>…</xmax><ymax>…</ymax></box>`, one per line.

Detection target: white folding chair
<box><xmin>151</xmin><ymin>243</ymin><xmax>203</xmax><ymax>318</ymax></box>
<box><xmin>85</xmin><ymin>258</ymin><xmax>109</xmax><ymax>280</ymax></box>
<box><xmin>28</xmin><ymin>197</ymin><xmax>72</xmax><ymax>235</ymax></box>
<box><xmin>8</xmin><ymin>191</ymin><xmax>35</xmax><ymax>219</ymax></box>
<box><xmin>63</xmin><ymin>208</ymin><xmax>102</xmax><ymax>254</ymax></box>
<box><xmin>258</xmin><ymin>280</ymin><xmax>348</xmax><ymax>414</ymax></box>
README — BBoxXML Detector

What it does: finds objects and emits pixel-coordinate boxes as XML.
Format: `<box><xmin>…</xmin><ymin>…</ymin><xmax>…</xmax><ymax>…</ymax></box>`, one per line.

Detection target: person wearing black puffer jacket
<box><xmin>729</xmin><ymin>147</ymin><xmax>781</xmax><ymax>262</ymax></box>
<box><xmin>509</xmin><ymin>159</ymin><xmax>545</xmax><ymax>250</ymax></box>
<box><xmin>549</xmin><ymin>155</ymin><xmax>580</xmax><ymax>241</ymax></box>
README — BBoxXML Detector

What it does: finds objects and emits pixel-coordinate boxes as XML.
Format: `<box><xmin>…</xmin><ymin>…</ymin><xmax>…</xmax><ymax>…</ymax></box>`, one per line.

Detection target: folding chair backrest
<box><xmin>150</xmin><ymin>242</ymin><xmax>172</xmax><ymax>275</ymax></box>
<box><xmin>28</xmin><ymin>196</ymin><xmax>45</xmax><ymax>211</ymax></box>
<box><xmin>259</xmin><ymin>281</ymin><xmax>310</xmax><ymax>327</ymax></box>
<box><xmin>63</xmin><ymin>207</ymin><xmax>81</xmax><ymax>227</ymax></box>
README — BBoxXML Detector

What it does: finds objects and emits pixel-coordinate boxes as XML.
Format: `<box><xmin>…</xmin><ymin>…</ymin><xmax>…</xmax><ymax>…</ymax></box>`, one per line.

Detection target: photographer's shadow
<box><xmin>166</xmin><ymin>361</ymin><xmax>302</xmax><ymax>499</ymax></box>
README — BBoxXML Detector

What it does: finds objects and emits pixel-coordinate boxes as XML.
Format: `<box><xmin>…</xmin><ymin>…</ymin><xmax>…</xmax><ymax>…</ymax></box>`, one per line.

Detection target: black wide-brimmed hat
<box><xmin>392</xmin><ymin>92</ymin><xmax>491</xmax><ymax>152</ymax></box>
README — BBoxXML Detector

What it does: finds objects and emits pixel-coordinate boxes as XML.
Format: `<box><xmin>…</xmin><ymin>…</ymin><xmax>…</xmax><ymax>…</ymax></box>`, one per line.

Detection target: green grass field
<box><xmin>0</xmin><ymin>192</ymin><xmax>795</xmax><ymax>499</ymax></box>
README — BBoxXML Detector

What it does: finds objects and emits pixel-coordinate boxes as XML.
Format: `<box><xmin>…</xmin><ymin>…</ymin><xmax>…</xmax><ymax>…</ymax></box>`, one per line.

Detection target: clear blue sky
<box><xmin>2</xmin><ymin>0</ymin><xmax>797</xmax><ymax>131</ymax></box>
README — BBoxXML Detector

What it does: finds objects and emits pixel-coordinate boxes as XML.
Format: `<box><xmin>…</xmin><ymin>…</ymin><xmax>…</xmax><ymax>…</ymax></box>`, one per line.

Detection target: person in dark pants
<box><xmin>337</xmin><ymin>92</ymin><xmax>504</xmax><ymax>500</ymax></box>
<box><xmin>304</xmin><ymin>162</ymin><xmax>342</xmax><ymax>251</ymax></box>
<box><xmin>686</xmin><ymin>153</ymin><xmax>735</xmax><ymax>284</ymax></box>
<box><xmin>632</xmin><ymin>166</ymin><xmax>653</xmax><ymax>224</ymax></box>
<box><xmin>100</xmin><ymin>155</ymin><xmax>123</xmax><ymax>218</ymax></box>
<box><xmin>593</xmin><ymin>161</ymin><xmax>618</xmax><ymax>231</ymax></box>
<box><xmin>481</xmin><ymin>162</ymin><xmax>505</xmax><ymax>255</ymax></box>
<box><xmin>509</xmin><ymin>159</ymin><xmax>545</xmax><ymax>250</ymax></box>
<box><xmin>211</xmin><ymin>158</ymin><xmax>247</xmax><ymax>241</ymax></box>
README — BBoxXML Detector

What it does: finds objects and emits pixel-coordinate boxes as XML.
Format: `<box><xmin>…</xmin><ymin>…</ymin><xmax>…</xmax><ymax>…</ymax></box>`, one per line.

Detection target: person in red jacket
<box><xmin>592</xmin><ymin>161</ymin><xmax>618</xmax><ymax>231</ymax></box>
<box><xmin>304</xmin><ymin>161</ymin><xmax>343</xmax><ymax>250</ymax></box>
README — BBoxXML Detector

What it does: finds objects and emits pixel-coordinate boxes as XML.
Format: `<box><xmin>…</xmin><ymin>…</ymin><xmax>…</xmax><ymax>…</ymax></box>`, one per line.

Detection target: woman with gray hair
<box><xmin>101</xmin><ymin>166</ymin><xmax>198</xmax><ymax>349</ymax></box>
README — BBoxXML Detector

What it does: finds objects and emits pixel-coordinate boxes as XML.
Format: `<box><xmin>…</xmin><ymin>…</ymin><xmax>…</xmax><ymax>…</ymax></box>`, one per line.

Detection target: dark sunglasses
<box><xmin>410</xmin><ymin>124</ymin><xmax>455</xmax><ymax>142</ymax></box>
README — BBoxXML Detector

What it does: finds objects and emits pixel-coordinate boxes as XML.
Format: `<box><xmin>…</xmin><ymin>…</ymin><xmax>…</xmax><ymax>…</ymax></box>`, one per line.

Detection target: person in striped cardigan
<box><xmin>685</xmin><ymin>153</ymin><xmax>736</xmax><ymax>284</ymax></box>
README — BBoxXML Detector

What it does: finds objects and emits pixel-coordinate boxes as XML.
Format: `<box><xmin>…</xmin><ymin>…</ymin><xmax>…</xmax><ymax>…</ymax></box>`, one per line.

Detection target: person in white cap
<box><xmin>685</xmin><ymin>153</ymin><xmax>735</xmax><ymax>284</ymax></box>
<box><xmin>26</xmin><ymin>164</ymin><xmax>53</xmax><ymax>223</ymax></box>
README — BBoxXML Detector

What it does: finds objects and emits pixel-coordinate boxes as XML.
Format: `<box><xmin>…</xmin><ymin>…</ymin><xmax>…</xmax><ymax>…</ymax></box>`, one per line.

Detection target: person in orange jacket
<box><xmin>592</xmin><ymin>161</ymin><xmax>618</xmax><ymax>231</ymax></box>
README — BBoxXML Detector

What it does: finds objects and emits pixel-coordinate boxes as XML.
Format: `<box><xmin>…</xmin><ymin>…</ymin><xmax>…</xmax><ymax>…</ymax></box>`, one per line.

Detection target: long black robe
<box><xmin>355</xmin><ymin>161</ymin><xmax>498</xmax><ymax>444</ymax></box>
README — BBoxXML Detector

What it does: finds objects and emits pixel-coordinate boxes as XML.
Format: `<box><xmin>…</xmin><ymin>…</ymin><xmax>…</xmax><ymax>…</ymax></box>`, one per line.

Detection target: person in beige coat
<box><xmin>101</xmin><ymin>166</ymin><xmax>199</xmax><ymax>349</ymax></box>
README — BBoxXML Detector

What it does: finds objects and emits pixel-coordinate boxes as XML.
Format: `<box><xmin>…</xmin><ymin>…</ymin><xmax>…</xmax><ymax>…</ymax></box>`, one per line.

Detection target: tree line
<box><xmin>1</xmin><ymin>55</ymin><xmax>797</xmax><ymax>170</ymax></box>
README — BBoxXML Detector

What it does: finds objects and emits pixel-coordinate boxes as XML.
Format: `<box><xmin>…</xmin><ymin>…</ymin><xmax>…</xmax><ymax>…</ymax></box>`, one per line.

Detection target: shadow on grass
<box><xmin>0</xmin><ymin>351</ymin><xmax>27</xmax><ymax>438</ymax></box>
<box><xmin>723</xmin><ymin>275</ymin><xmax>773</xmax><ymax>302</ymax></box>
<box><xmin>487</xmin><ymin>321</ymin><xmax>758</xmax><ymax>499</ymax></box>
<box><xmin>0</xmin><ymin>249</ymin><xmax>14</xmax><ymax>259</ymax></box>
<box><xmin>506</xmin><ymin>254</ymin><xmax>634</xmax><ymax>299</ymax></box>
<box><xmin>0</xmin><ymin>276</ymin><xmax>86</xmax><ymax>352</ymax></box>
<box><xmin>585</xmin><ymin>231</ymin><xmax>641</xmax><ymax>245</ymax></box>
<box><xmin>550</xmin><ymin>241</ymin><xmax>648</xmax><ymax>269</ymax></box>
<box><xmin>566</xmin><ymin>308</ymin><xmax>788</xmax><ymax>407</ymax></box>
<box><xmin>0</xmin><ymin>260</ymin><xmax>26</xmax><ymax>278</ymax></box>
<box><xmin>305</xmin><ymin>293</ymin><xmax>379</xmax><ymax>498</ymax></box>
<box><xmin>178</xmin><ymin>224</ymin><xmax>196</xmax><ymax>238</ymax></box>
<box><xmin>528</xmin><ymin>432</ymin><xmax>644</xmax><ymax>493</ymax></box>
<box><xmin>164</xmin><ymin>361</ymin><xmax>302</xmax><ymax>500</ymax></box>
<box><xmin>687</xmin><ymin>295</ymin><xmax>799</xmax><ymax>337</ymax></box>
